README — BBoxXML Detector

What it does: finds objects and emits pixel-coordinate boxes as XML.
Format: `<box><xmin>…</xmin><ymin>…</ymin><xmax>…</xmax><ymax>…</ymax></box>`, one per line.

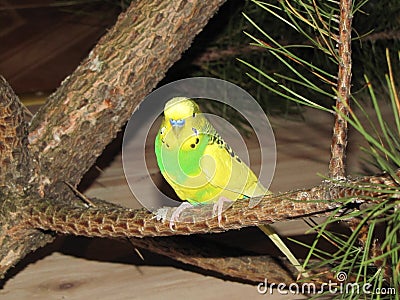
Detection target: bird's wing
<box><xmin>200</xmin><ymin>130</ymin><xmax>267</xmax><ymax>199</ymax></box>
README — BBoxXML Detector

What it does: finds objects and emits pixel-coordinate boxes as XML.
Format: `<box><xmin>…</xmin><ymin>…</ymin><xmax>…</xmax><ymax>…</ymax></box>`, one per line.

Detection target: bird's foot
<box><xmin>169</xmin><ymin>202</ymin><xmax>194</xmax><ymax>230</ymax></box>
<box><xmin>212</xmin><ymin>197</ymin><xmax>234</xmax><ymax>226</ymax></box>
<box><xmin>154</xmin><ymin>207</ymin><xmax>169</xmax><ymax>222</ymax></box>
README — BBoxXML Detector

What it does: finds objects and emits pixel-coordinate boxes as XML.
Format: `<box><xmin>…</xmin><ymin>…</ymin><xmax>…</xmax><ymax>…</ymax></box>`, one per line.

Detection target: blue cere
<box><xmin>170</xmin><ymin>119</ymin><xmax>186</xmax><ymax>127</ymax></box>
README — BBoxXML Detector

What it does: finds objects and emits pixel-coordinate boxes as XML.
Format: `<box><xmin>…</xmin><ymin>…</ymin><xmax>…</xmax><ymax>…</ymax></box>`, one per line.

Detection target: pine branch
<box><xmin>21</xmin><ymin>170</ymin><xmax>399</xmax><ymax>238</ymax></box>
<box><xmin>15</xmin><ymin>170</ymin><xmax>397</xmax><ymax>283</ymax></box>
<box><xmin>328</xmin><ymin>0</ymin><xmax>353</xmax><ymax>179</ymax></box>
<box><xmin>345</xmin><ymin>218</ymin><xmax>392</xmax><ymax>282</ymax></box>
<box><xmin>22</xmin><ymin>190</ymin><xmax>331</xmax><ymax>238</ymax></box>
<box><xmin>192</xmin><ymin>45</ymin><xmax>263</xmax><ymax>65</ymax></box>
<box><xmin>0</xmin><ymin>77</ymin><xmax>56</xmax><ymax>278</ymax></box>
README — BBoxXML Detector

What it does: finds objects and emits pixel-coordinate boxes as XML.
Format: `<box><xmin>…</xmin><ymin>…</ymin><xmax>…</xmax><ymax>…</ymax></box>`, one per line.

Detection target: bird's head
<box><xmin>163</xmin><ymin>97</ymin><xmax>201</xmax><ymax>136</ymax></box>
<box><xmin>159</xmin><ymin>97</ymin><xmax>208</xmax><ymax>152</ymax></box>
<box><xmin>164</xmin><ymin>97</ymin><xmax>200</xmax><ymax>126</ymax></box>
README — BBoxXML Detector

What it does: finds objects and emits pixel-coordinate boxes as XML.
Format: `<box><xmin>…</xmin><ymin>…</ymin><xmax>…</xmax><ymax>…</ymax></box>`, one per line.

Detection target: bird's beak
<box><xmin>170</xmin><ymin>119</ymin><xmax>185</xmax><ymax>137</ymax></box>
<box><xmin>172</xmin><ymin>126</ymin><xmax>182</xmax><ymax>137</ymax></box>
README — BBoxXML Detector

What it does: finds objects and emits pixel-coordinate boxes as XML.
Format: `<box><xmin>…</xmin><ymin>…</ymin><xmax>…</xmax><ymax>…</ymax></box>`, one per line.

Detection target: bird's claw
<box><xmin>154</xmin><ymin>207</ymin><xmax>169</xmax><ymax>222</ymax></box>
<box><xmin>212</xmin><ymin>197</ymin><xmax>233</xmax><ymax>226</ymax></box>
<box><xmin>169</xmin><ymin>202</ymin><xmax>194</xmax><ymax>230</ymax></box>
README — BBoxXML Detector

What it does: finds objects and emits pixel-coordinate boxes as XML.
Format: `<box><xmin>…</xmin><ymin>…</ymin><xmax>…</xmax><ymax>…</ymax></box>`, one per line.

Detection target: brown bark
<box><xmin>23</xmin><ymin>189</ymin><xmax>331</xmax><ymax>238</ymax></box>
<box><xmin>328</xmin><ymin>0</ymin><xmax>352</xmax><ymax>179</ymax></box>
<box><xmin>0</xmin><ymin>76</ymin><xmax>31</xmax><ymax>195</ymax></box>
<box><xmin>0</xmin><ymin>76</ymin><xmax>55</xmax><ymax>277</ymax></box>
<box><xmin>23</xmin><ymin>170</ymin><xmax>398</xmax><ymax>239</ymax></box>
<box><xmin>16</xmin><ymin>169</ymin><xmax>399</xmax><ymax>283</ymax></box>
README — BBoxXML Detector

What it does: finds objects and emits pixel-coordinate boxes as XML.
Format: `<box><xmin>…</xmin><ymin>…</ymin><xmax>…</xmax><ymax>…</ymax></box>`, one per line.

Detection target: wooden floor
<box><xmin>0</xmin><ymin>106</ymin><xmax>374</xmax><ymax>300</ymax></box>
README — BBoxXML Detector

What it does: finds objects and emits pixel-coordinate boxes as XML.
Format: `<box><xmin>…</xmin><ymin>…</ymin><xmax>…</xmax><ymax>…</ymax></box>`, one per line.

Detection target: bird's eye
<box><xmin>192</xmin><ymin>112</ymin><xmax>196</xmax><ymax>118</ymax></box>
<box><xmin>160</xmin><ymin>127</ymin><xmax>166</xmax><ymax>135</ymax></box>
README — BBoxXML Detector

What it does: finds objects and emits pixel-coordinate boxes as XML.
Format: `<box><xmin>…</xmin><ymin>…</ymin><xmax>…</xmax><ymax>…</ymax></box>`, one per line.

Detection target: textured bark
<box><xmin>22</xmin><ymin>171</ymin><xmax>398</xmax><ymax>238</ymax></box>
<box><xmin>0</xmin><ymin>77</ymin><xmax>55</xmax><ymax>278</ymax></box>
<box><xmin>0</xmin><ymin>76</ymin><xmax>31</xmax><ymax>195</ymax></box>
<box><xmin>23</xmin><ymin>189</ymin><xmax>332</xmax><ymax>238</ymax></box>
<box><xmin>15</xmin><ymin>170</ymin><xmax>396</xmax><ymax>283</ymax></box>
<box><xmin>328</xmin><ymin>0</ymin><xmax>353</xmax><ymax>179</ymax></box>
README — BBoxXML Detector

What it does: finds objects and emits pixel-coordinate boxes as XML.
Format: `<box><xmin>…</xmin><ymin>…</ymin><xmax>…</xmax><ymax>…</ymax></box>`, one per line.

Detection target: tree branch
<box><xmin>130</xmin><ymin>236</ymin><xmax>296</xmax><ymax>284</ymax></box>
<box><xmin>362</xmin><ymin>29</ymin><xmax>400</xmax><ymax>42</ymax></box>
<box><xmin>23</xmin><ymin>170</ymin><xmax>399</xmax><ymax>238</ymax></box>
<box><xmin>129</xmin><ymin>236</ymin><xmax>335</xmax><ymax>285</ymax></box>
<box><xmin>0</xmin><ymin>77</ymin><xmax>55</xmax><ymax>279</ymax></box>
<box><xmin>15</xmin><ymin>170</ymin><xmax>397</xmax><ymax>283</ymax></box>
<box><xmin>328</xmin><ymin>0</ymin><xmax>353</xmax><ymax>179</ymax></box>
<box><xmin>0</xmin><ymin>76</ymin><xmax>31</xmax><ymax>195</ymax></box>
<box><xmin>23</xmin><ymin>189</ymin><xmax>332</xmax><ymax>238</ymax></box>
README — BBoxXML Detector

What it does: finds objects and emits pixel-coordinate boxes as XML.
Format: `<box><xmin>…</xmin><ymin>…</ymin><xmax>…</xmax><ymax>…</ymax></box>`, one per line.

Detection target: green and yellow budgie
<box><xmin>155</xmin><ymin>97</ymin><xmax>306</xmax><ymax>276</ymax></box>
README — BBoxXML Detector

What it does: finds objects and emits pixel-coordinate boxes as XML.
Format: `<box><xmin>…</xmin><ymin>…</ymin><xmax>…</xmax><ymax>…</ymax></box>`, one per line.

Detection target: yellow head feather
<box><xmin>164</xmin><ymin>97</ymin><xmax>200</xmax><ymax>121</ymax></box>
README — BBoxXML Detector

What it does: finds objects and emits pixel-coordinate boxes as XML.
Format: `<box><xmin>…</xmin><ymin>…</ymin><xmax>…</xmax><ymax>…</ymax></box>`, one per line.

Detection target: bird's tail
<box><xmin>258</xmin><ymin>224</ymin><xmax>309</xmax><ymax>278</ymax></box>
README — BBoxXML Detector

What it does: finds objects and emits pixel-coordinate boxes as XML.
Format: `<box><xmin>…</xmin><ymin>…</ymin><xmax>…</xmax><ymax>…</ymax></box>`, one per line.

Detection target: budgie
<box><xmin>155</xmin><ymin>97</ymin><xmax>306</xmax><ymax>276</ymax></box>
